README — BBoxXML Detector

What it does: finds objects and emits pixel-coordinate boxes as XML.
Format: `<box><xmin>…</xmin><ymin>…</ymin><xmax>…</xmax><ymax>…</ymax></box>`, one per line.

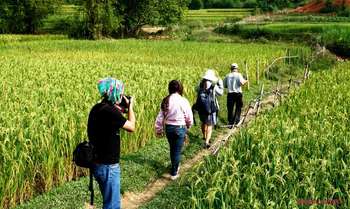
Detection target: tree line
<box><xmin>0</xmin><ymin>0</ymin><xmax>60</xmax><ymax>34</ymax></box>
<box><xmin>79</xmin><ymin>0</ymin><xmax>190</xmax><ymax>39</ymax></box>
<box><xmin>189</xmin><ymin>0</ymin><xmax>257</xmax><ymax>9</ymax></box>
<box><xmin>0</xmin><ymin>0</ymin><xmax>189</xmax><ymax>39</ymax></box>
<box><xmin>1</xmin><ymin>0</ymin><xmax>324</xmax><ymax>38</ymax></box>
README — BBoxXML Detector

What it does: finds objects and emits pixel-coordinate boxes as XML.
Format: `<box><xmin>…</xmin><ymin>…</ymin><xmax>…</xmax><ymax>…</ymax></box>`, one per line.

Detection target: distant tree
<box><xmin>0</xmin><ymin>0</ymin><xmax>61</xmax><ymax>34</ymax></box>
<box><xmin>217</xmin><ymin>0</ymin><xmax>235</xmax><ymax>8</ymax></box>
<box><xmin>116</xmin><ymin>0</ymin><xmax>189</xmax><ymax>37</ymax></box>
<box><xmin>256</xmin><ymin>0</ymin><xmax>279</xmax><ymax>11</ymax></box>
<box><xmin>202</xmin><ymin>0</ymin><xmax>213</xmax><ymax>8</ymax></box>
<box><xmin>202</xmin><ymin>0</ymin><xmax>243</xmax><ymax>8</ymax></box>
<box><xmin>84</xmin><ymin>0</ymin><xmax>121</xmax><ymax>39</ymax></box>
<box><xmin>81</xmin><ymin>0</ymin><xmax>188</xmax><ymax>38</ymax></box>
<box><xmin>72</xmin><ymin>0</ymin><xmax>188</xmax><ymax>39</ymax></box>
<box><xmin>85</xmin><ymin>0</ymin><xmax>100</xmax><ymax>39</ymax></box>
<box><xmin>100</xmin><ymin>0</ymin><xmax>121</xmax><ymax>36</ymax></box>
<box><xmin>189</xmin><ymin>0</ymin><xmax>203</xmax><ymax>10</ymax></box>
<box><xmin>158</xmin><ymin>0</ymin><xmax>190</xmax><ymax>25</ymax></box>
<box><xmin>63</xmin><ymin>0</ymin><xmax>83</xmax><ymax>4</ymax></box>
<box><xmin>256</xmin><ymin>0</ymin><xmax>304</xmax><ymax>11</ymax></box>
<box><xmin>242</xmin><ymin>0</ymin><xmax>257</xmax><ymax>8</ymax></box>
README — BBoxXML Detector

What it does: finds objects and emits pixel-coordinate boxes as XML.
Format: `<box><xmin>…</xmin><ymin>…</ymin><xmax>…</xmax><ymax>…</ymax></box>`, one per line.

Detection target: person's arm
<box><xmin>240</xmin><ymin>74</ymin><xmax>248</xmax><ymax>86</ymax></box>
<box><xmin>215</xmin><ymin>79</ymin><xmax>224</xmax><ymax>96</ymax></box>
<box><xmin>122</xmin><ymin>96</ymin><xmax>136</xmax><ymax>132</ymax></box>
<box><xmin>183</xmin><ymin>99</ymin><xmax>194</xmax><ymax>129</ymax></box>
<box><xmin>155</xmin><ymin>110</ymin><xmax>165</xmax><ymax>137</ymax></box>
<box><xmin>242</xmin><ymin>80</ymin><xmax>248</xmax><ymax>86</ymax></box>
<box><xmin>223</xmin><ymin>76</ymin><xmax>228</xmax><ymax>89</ymax></box>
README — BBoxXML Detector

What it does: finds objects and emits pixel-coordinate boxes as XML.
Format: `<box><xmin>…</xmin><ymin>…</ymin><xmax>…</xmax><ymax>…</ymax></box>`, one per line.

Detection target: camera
<box><xmin>119</xmin><ymin>95</ymin><xmax>131</xmax><ymax>113</ymax></box>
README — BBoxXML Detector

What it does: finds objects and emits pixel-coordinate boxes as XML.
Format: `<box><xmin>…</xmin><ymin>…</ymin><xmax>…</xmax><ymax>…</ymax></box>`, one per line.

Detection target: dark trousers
<box><xmin>227</xmin><ymin>92</ymin><xmax>243</xmax><ymax>125</ymax></box>
<box><xmin>165</xmin><ymin>125</ymin><xmax>186</xmax><ymax>176</ymax></box>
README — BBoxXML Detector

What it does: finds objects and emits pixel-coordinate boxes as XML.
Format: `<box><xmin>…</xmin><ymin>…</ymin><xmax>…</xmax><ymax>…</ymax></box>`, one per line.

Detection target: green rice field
<box><xmin>185</xmin><ymin>8</ymin><xmax>253</xmax><ymax>24</ymax></box>
<box><xmin>0</xmin><ymin>35</ymin><xmax>302</xmax><ymax>209</ymax></box>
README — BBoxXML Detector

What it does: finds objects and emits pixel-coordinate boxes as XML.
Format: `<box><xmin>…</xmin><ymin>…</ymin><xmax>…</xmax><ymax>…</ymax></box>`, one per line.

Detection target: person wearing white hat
<box><xmin>195</xmin><ymin>69</ymin><xmax>223</xmax><ymax>148</ymax></box>
<box><xmin>223</xmin><ymin>63</ymin><xmax>248</xmax><ymax>127</ymax></box>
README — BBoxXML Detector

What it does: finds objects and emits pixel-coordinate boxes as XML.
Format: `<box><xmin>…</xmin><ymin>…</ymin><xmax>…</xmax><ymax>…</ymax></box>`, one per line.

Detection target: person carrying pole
<box><xmin>223</xmin><ymin>63</ymin><xmax>248</xmax><ymax>128</ymax></box>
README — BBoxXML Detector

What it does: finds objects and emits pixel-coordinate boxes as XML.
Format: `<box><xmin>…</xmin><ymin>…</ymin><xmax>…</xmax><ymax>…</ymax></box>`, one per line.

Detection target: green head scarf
<box><xmin>97</xmin><ymin>77</ymin><xmax>124</xmax><ymax>104</ymax></box>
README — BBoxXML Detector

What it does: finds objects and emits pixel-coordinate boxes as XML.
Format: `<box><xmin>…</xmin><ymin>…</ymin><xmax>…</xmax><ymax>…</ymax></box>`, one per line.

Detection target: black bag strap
<box><xmin>89</xmin><ymin>168</ymin><xmax>94</xmax><ymax>205</ymax></box>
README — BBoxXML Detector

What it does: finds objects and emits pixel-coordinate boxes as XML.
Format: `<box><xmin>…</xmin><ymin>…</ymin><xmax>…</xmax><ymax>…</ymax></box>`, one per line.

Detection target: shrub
<box><xmin>186</xmin><ymin>20</ymin><xmax>205</xmax><ymax>30</ymax></box>
<box><xmin>243</xmin><ymin>0</ymin><xmax>257</xmax><ymax>8</ymax></box>
<box><xmin>189</xmin><ymin>0</ymin><xmax>203</xmax><ymax>10</ymax></box>
<box><xmin>337</xmin><ymin>7</ymin><xmax>350</xmax><ymax>17</ymax></box>
<box><xmin>321</xmin><ymin>27</ymin><xmax>350</xmax><ymax>58</ymax></box>
<box><xmin>49</xmin><ymin>17</ymin><xmax>72</xmax><ymax>34</ymax></box>
<box><xmin>309</xmin><ymin>50</ymin><xmax>337</xmax><ymax>71</ymax></box>
<box><xmin>68</xmin><ymin>15</ymin><xmax>90</xmax><ymax>39</ymax></box>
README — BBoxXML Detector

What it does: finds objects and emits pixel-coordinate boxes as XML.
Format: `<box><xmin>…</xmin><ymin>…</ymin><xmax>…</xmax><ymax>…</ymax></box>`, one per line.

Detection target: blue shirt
<box><xmin>223</xmin><ymin>72</ymin><xmax>245</xmax><ymax>93</ymax></box>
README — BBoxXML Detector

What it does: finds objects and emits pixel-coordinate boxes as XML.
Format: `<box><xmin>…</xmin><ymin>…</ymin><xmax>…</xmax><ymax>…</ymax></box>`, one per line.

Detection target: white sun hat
<box><xmin>203</xmin><ymin>69</ymin><xmax>218</xmax><ymax>82</ymax></box>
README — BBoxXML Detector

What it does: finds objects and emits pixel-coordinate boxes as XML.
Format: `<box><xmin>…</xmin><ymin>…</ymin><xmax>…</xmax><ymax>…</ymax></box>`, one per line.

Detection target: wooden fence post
<box><xmin>256</xmin><ymin>59</ymin><xmax>260</xmax><ymax>85</ymax></box>
<box><xmin>245</xmin><ymin>60</ymin><xmax>250</xmax><ymax>90</ymax></box>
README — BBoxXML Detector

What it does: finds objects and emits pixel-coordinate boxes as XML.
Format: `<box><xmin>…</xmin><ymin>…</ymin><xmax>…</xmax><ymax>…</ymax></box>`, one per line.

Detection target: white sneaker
<box><xmin>170</xmin><ymin>174</ymin><xmax>179</xmax><ymax>180</ymax></box>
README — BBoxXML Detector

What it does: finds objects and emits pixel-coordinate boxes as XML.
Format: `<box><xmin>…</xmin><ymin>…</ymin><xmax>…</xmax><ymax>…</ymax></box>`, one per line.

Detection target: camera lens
<box><xmin>118</xmin><ymin>95</ymin><xmax>130</xmax><ymax>113</ymax></box>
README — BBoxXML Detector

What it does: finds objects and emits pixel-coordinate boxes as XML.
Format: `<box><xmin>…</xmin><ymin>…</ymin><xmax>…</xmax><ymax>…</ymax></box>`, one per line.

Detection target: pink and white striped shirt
<box><xmin>155</xmin><ymin>93</ymin><xmax>193</xmax><ymax>134</ymax></box>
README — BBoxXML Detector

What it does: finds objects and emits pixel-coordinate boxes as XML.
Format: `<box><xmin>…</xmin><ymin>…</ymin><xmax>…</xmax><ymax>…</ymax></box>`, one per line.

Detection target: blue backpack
<box><xmin>195</xmin><ymin>85</ymin><xmax>218</xmax><ymax>114</ymax></box>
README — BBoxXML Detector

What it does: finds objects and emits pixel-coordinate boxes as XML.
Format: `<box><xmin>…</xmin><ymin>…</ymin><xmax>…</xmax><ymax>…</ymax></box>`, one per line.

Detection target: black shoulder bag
<box><xmin>73</xmin><ymin>141</ymin><xmax>95</xmax><ymax>206</ymax></box>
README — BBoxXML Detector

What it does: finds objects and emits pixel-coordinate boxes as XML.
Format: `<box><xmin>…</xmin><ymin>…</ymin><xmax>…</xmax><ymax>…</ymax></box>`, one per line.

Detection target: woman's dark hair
<box><xmin>199</xmin><ymin>79</ymin><xmax>209</xmax><ymax>90</ymax></box>
<box><xmin>161</xmin><ymin>80</ymin><xmax>183</xmax><ymax>112</ymax></box>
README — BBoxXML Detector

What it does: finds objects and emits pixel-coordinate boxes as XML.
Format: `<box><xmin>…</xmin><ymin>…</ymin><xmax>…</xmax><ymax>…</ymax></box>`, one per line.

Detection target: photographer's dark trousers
<box><xmin>227</xmin><ymin>92</ymin><xmax>243</xmax><ymax>125</ymax></box>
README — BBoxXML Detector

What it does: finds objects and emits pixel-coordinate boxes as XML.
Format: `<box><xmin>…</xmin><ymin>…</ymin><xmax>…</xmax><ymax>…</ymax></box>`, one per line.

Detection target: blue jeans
<box><xmin>93</xmin><ymin>163</ymin><xmax>121</xmax><ymax>209</ymax></box>
<box><xmin>165</xmin><ymin>125</ymin><xmax>186</xmax><ymax>176</ymax></box>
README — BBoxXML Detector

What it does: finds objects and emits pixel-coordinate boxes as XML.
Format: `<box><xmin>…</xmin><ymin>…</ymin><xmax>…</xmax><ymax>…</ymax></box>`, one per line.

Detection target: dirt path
<box><xmin>120</xmin><ymin>88</ymin><xmax>285</xmax><ymax>209</ymax></box>
<box><xmin>121</xmin><ymin>149</ymin><xmax>210</xmax><ymax>209</ymax></box>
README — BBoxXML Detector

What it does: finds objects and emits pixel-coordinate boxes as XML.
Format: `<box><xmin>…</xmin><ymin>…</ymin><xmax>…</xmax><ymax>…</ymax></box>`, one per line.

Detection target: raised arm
<box><xmin>215</xmin><ymin>79</ymin><xmax>224</xmax><ymax>96</ymax></box>
<box><xmin>122</xmin><ymin>96</ymin><xmax>136</xmax><ymax>132</ymax></box>
<box><xmin>240</xmin><ymin>74</ymin><xmax>248</xmax><ymax>86</ymax></box>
